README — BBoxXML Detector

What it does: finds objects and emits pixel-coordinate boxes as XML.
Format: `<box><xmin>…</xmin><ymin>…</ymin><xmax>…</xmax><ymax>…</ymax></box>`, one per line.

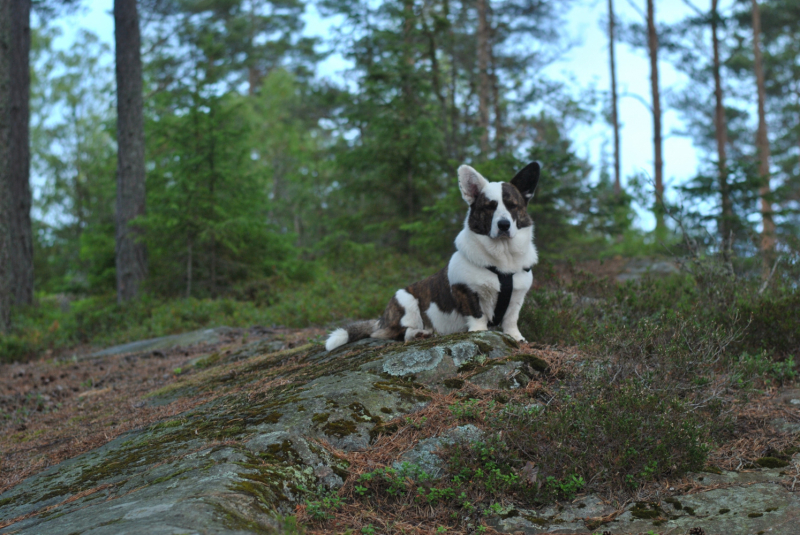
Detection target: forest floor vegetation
<box><xmin>2</xmin><ymin>250</ymin><xmax>799</xmax><ymax>533</ymax></box>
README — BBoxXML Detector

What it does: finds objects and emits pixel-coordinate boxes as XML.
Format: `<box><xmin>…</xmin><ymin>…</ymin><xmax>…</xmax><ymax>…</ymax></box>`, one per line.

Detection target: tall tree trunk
<box><xmin>186</xmin><ymin>237</ymin><xmax>192</xmax><ymax>299</ymax></box>
<box><xmin>9</xmin><ymin>0</ymin><xmax>32</xmax><ymax>306</ymax></box>
<box><xmin>711</xmin><ymin>0</ymin><xmax>733</xmax><ymax>243</ymax></box>
<box><xmin>114</xmin><ymin>0</ymin><xmax>148</xmax><ymax>303</ymax></box>
<box><xmin>476</xmin><ymin>0</ymin><xmax>491</xmax><ymax>155</ymax></box>
<box><xmin>490</xmin><ymin>40</ymin><xmax>504</xmax><ymax>153</ymax></box>
<box><xmin>402</xmin><ymin>0</ymin><xmax>415</xmax><ymax>224</ymax></box>
<box><xmin>751</xmin><ymin>0</ymin><xmax>775</xmax><ymax>274</ymax></box>
<box><xmin>608</xmin><ymin>0</ymin><xmax>621</xmax><ymax>196</ymax></box>
<box><xmin>647</xmin><ymin>0</ymin><xmax>665</xmax><ymax>232</ymax></box>
<box><xmin>0</xmin><ymin>0</ymin><xmax>11</xmax><ymax>331</ymax></box>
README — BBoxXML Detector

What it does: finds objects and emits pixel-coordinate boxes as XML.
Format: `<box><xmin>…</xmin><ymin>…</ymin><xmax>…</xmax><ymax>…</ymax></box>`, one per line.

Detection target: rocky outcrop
<box><xmin>0</xmin><ymin>332</ymin><xmax>516</xmax><ymax>533</ymax></box>
<box><xmin>2</xmin><ymin>330</ymin><xmax>798</xmax><ymax>535</ymax></box>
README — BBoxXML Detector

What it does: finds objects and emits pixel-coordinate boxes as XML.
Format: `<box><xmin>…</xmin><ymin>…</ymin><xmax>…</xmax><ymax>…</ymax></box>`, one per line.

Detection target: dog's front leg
<box><xmin>466</xmin><ymin>315</ymin><xmax>488</xmax><ymax>332</ymax></box>
<box><xmin>501</xmin><ymin>290</ymin><xmax>527</xmax><ymax>343</ymax></box>
<box><xmin>451</xmin><ymin>283</ymin><xmax>487</xmax><ymax>333</ymax></box>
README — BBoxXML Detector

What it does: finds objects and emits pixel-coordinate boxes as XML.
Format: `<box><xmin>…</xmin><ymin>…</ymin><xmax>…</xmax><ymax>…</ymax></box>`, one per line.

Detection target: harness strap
<box><xmin>486</xmin><ymin>266</ymin><xmax>532</xmax><ymax>327</ymax></box>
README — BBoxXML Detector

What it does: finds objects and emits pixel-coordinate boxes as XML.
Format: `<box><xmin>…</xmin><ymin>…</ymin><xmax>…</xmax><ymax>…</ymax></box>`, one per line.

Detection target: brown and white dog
<box><xmin>325</xmin><ymin>162</ymin><xmax>540</xmax><ymax>351</ymax></box>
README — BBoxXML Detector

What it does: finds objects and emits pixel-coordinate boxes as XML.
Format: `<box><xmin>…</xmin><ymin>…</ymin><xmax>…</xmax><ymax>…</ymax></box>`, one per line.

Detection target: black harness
<box><xmin>486</xmin><ymin>266</ymin><xmax>531</xmax><ymax>327</ymax></box>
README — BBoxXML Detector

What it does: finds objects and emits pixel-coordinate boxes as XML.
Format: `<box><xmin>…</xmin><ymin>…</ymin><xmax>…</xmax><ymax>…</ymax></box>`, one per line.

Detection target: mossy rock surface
<box><xmin>491</xmin><ymin>472</ymin><xmax>800</xmax><ymax>535</ymax></box>
<box><xmin>0</xmin><ymin>331</ymin><xmax>518</xmax><ymax>534</ymax></box>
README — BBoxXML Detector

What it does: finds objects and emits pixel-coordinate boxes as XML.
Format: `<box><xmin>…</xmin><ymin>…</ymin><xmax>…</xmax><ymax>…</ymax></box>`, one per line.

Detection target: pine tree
<box><xmin>9</xmin><ymin>0</ymin><xmax>33</xmax><ymax>306</ymax></box>
<box><xmin>0</xmin><ymin>0</ymin><xmax>11</xmax><ymax>331</ymax></box>
<box><xmin>114</xmin><ymin>0</ymin><xmax>148</xmax><ymax>302</ymax></box>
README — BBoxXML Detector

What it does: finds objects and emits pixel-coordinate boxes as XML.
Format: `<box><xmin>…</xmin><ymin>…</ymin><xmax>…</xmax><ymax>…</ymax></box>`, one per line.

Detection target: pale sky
<box><xmin>49</xmin><ymin>0</ymin><xmax>737</xmax><ymax>231</ymax></box>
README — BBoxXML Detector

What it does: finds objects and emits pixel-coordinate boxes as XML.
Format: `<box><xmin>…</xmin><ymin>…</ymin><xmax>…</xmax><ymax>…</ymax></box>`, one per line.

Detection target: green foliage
<box><xmin>1</xmin><ymin>254</ymin><xmax>432</xmax><ymax>362</ymax></box>
<box><xmin>30</xmin><ymin>28</ymin><xmax>118</xmax><ymax>295</ymax></box>
<box><xmin>303</xmin><ymin>486</ymin><xmax>344</xmax><ymax>521</ymax></box>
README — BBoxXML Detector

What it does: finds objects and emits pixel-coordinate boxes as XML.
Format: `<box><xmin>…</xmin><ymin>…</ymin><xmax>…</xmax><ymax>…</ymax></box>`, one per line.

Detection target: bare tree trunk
<box><xmin>490</xmin><ymin>42</ymin><xmax>504</xmax><ymax>153</ymax></box>
<box><xmin>647</xmin><ymin>0</ymin><xmax>665</xmax><ymax>232</ymax></box>
<box><xmin>114</xmin><ymin>0</ymin><xmax>148</xmax><ymax>303</ymax></box>
<box><xmin>751</xmin><ymin>0</ymin><xmax>775</xmax><ymax>274</ymax></box>
<box><xmin>0</xmin><ymin>0</ymin><xmax>11</xmax><ymax>331</ymax></box>
<box><xmin>9</xmin><ymin>0</ymin><xmax>32</xmax><ymax>306</ymax></box>
<box><xmin>608</xmin><ymin>0</ymin><xmax>621</xmax><ymax>196</ymax></box>
<box><xmin>402</xmin><ymin>0</ymin><xmax>415</xmax><ymax>224</ymax></box>
<box><xmin>186</xmin><ymin>237</ymin><xmax>192</xmax><ymax>299</ymax></box>
<box><xmin>477</xmin><ymin>0</ymin><xmax>491</xmax><ymax>155</ymax></box>
<box><xmin>712</xmin><ymin>0</ymin><xmax>733</xmax><ymax>243</ymax></box>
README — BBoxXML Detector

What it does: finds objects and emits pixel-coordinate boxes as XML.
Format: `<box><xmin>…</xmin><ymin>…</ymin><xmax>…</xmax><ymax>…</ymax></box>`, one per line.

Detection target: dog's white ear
<box><xmin>458</xmin><ymin>165</ymin><xmax>488</xmax><ymax>204</ymax></box>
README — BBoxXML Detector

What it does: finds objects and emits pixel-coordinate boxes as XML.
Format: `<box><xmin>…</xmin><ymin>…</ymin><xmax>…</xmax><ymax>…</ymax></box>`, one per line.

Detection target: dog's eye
<box><xmin>488</xmin><ymin>201</ymin><xmax>498</xmax><ymax>210</ymax></box>
<box><xmin>506</xmin><ymin>201</ymin><xmax>516</xmax><ymax>209</ymax></box>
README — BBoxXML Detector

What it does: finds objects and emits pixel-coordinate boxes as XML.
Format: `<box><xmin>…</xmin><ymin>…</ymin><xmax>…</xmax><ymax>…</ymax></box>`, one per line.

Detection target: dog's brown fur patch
<box><xmin>451</xmin><ymin>283</ymin><xmax>483</xmax><ymax>318</ymax></box>
<box><xmin>467</xmin><ymin>193</ymin><xmax>497</xmax><ymax>235</ymax></box>
<box><xmin>502</xmin><ymin>183</ymin><xmax>533</xmax><ymax>228</ymax></box>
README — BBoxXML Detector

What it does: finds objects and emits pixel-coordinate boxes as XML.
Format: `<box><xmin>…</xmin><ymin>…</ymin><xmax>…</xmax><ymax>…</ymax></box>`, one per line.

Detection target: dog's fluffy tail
<box><xmin>325</xmin><ymin>319</ymin><xmax>381</xmax><ymax>352</ymax></box>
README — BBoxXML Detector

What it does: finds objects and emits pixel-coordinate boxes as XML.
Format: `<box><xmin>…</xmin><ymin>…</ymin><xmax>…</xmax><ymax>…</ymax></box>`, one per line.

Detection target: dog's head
<box><xmin>457</xmin><ymin>162</ymin><xmax>540</xmax><ymax>239</ymax></box>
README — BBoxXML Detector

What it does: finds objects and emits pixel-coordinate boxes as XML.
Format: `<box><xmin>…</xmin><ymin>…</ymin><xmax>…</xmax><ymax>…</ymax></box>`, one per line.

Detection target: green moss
<box><xmin>369</xmin><ymin>422</ymin><xmax>399</xmax><ymax>442</ymax></box>
<box><xmin>348</xmin><ymin>402</ymin><xmax>381</xmax><ymax>424</ymax></box>
<box><xmin>259</xmin><ymin>441</ymin><xmax>302</xmax><ymax>465</ymax></box>
<box><xmin>194</xmin><ymin>353</ymin><xmax>221</xmax><ymax>369</ymax></box>
<box><xmin>510</xmin><ymin>353</ymin><xmax>549</xmax><ymax>372</ymax></box>
<box><xmin>0</xmin><ymin>496</ymin><xmax>12</xmax><ymax>507</ymax></box>
<box><xmin>719</xmin><ymin>508</ymin><xmax>730</xmax><ymax>514</ymax></box>
<box><xmin>702</xmin><ymin>465</ymin><xmax>722</xmax><ymax>474</ymax></box>
<box><xmin>631</xmin><ymin>509</ymin><xmax>660</xmax><ymax>519</ymax></box>
<box><xmin>152</xmin><ymin>419</ymin><xmax>184</xmax><ymax>430</ymax></box>
<box><xmin>458</xmin><ymin>361</ymin><xmax>481</xmax><ymax>372</ymax></box>
<box><xmin>755</xmin><ymin>456</ymin><xmax>789</xmax><ymax>468</ymax></box>
<box><xmin>311</xmin><ymin>412</ymin><xmax>330</xmax><ymax>424</ymax></box>
<box><xmin>631</xmin><ymin>503</ymin><xmax>663</xmax><ymax>519</ymax></box>
<box><xmin>684</xmin><ymin>506</ymin><xmax>696</xmax><ymax>516</ymax></box>
<box><xmin>151</xmin><ymin>467</ymin><xmax>194</xmax><ymax>485</ymax></box>
<box><xmin>323</xmin><ymin>419</ymin><xmax>358</xmax><ymax>438</ymax></box>
<box><xmin>380</xmin><ymin>407</ymin><xmax>393</xmax><ymax>414</ymax></box>
<box><xmin>749</xmin><ymin>512</ymin><xmax>763</xmax><ymax>518</ymax></box>
<box><xmin>522</xmin><ymin>516</ymin><xmax>549</xmax><ymax>526</ymax></box>
<box><xmin>765</xmin><ymin>507</ymin><xmax>778</xmax><ymax>512</ymax></box>
<box><xmin>664</xmin><ymin>497</ymin><xmax>682</xmax><ymax>510</ymax></box>
<box><xmin>443</xmin><ymin>378</ymin><xmax>465</xmax><ymax>389</ymax></box>
<box><xmin>262</xmin><ymin>412</ymin><xmax>283</xmax><ymax>424</ymax></box>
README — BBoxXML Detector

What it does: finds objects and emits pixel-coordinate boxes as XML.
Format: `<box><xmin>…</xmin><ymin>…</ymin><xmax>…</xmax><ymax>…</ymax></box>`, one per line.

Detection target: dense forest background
<box><xmin>0</xmin><ymin>0</ymin><xmax>799</xmax><ymax>360</ymax></box>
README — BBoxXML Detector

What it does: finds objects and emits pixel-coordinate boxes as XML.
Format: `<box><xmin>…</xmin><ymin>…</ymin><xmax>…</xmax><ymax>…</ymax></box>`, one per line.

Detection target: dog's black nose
<box><xmin>497</xmin><ymin>219</ymin><xmax>511</xmax><ymax>232</ymax></box>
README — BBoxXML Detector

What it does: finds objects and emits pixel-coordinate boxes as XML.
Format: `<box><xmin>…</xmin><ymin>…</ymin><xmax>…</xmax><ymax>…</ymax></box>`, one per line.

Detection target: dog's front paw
<box><xmin>504</xmin><ymin>328</ymin><xmax>526</xmax><ymax>343</ymax></box>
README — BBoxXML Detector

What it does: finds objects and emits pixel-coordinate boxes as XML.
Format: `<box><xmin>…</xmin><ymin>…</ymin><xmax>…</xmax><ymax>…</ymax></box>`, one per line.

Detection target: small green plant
<box><xmin>545</xmin><ymin>474</ymin><xmax>584</xmax><ymax>499</ymax></box>
<box><xmin>449</xmin><ymin>398</ymin><xmax>481</xmax><ymax>419</ymax></box>
<box><xmin>172</xmin><ymin>367</ymin><xmax>183</xmax><ymax>375</ymax></box>
<box><xmin>354</xmin><ymin>485</ymin><xmax>369</xmax><ymax>496</ymax></box>
<box><xmin>404</xmin><ymin>416</ymin><xmax>427</xmax><ymax>429</ymax></box>
<box><xmin>303</xmin><ymin>487</ymin><xmax>344</xmax><ymax>521</ymax></box>
<box><xmin>361</xmin><ymin>525</ymin><xmax>376</xmax><ymax>535</ymax></box>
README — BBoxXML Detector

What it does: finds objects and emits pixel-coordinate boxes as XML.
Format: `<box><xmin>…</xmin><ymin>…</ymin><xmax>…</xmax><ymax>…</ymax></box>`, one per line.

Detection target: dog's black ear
<box><xmin>510</xmin><ymin>161</ymin><xmax>540</xmax><ymax>204</ymax></box>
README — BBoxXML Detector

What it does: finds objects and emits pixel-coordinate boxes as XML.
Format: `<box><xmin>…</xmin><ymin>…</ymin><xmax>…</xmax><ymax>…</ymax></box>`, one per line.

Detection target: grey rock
<box><xmin>616</xmin><ymin>257</ymin><xmax>680</xmax><ymax>282</ymax></box>
<box><xmin>87</xmin><ymin>327</ymin><xmax>236</xmax><ymax>359</ymax></box>
<box><xmin>490</xmin><ymin>469</ymin><xmax>800</xmax><ymax>534</ymax></box>
<box><xmin>0</xmin><ymin>332</ymin><xmax>516</xmax><ymax>534</ymax></box>
<box><xmin>393</xmin><ymin>425</ymin><xmax>483</xmax><ymax>477</ymax></box>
